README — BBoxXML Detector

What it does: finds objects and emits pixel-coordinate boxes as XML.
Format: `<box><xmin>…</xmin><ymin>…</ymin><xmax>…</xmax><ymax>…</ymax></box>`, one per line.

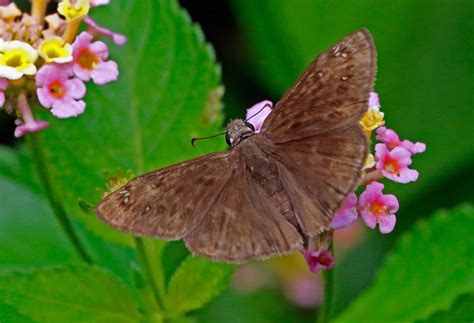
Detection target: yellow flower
<box><xmin>363</xmin><ymin>153</ymin><xmax>376</xmax><ymax>170</ymax></box>
<box><xmin>58</xmin><ymin>0</ymin><xmax>90</xmax><ymax>22</ymax></box>
<box><xmin>39</xmin><ymin>37</ymin><xmax>73</xmax><ymax>63</ymax></box>
<box><xmin>360</xmin><ymin>106</ymin><xmax>384</xmax><ymax>136</ymax></box>
<box><xmin>0</xmin><ymin>41</ymin><xmax>38</xmax><ymax>80</ymax></box>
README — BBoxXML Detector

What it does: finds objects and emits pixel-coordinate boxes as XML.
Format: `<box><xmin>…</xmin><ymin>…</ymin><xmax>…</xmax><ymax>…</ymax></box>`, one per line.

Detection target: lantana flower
<box><xmin>363</xmin><ymin>153</ymin><xmax>376</xmax><ymax>170</ymax></box>
<box><xmin>57</xmin><ymin>0</ymin><xmax>90</xmax><ymax>22</ymax></box>
<box><xmin>14</xmin><ymin>92</ymin><xmax>49</xmax><ymax>137</ymax></box>
<box><xmin>0</xmin><ymin>0</ymin><xmax>126</xmax><ymax>137</ymax></box>
<box><xmin>36</xmin><ymin>63</ymin><xmax>86</xmax><ymax>118</ymax></box>
<box><xmin>301</xmin><ymin>249</ymin><xmax>335</xmax><ymax>273</ymax></box>
<box><xmin>90</xmin><ymin>0</ymin><xmax>110</xmax><ymax>7</ymax></box>
<box><xmin>84</xmin><ymin>16</ymin><xmax>127</xmax><ymax>46</ymax></box>
<box><xmin>376</xmin><ymin>126</ymin><xmax>426</xmax><ymax>155</ymax></box>
<box><xmin>375</xmin><ymin>144</ymin><xmax>419</xmax><ymax>183</ymax></box>
<box><xmin>71</xmin><ymin>31</ymin><xmax>118</xmax><ymax>84</ymax></box>
<box><xmin>0</xmin><ymin>3</ymin><xmax>21</xmax><ymax>21</ymax></box>
<box><xmin>38</xmin><ymin>36</ymin><xmax>73</xmax><ymax>63</ymax></box>
<box><xmin>245</xmin><ymin>100</ymin><xmax>272</xmax><ymax>133</ymax></box>
<box><xmin>331</xmin><ymin>193</ymin><xmax>358</xmax><ymax>230</ymax></box>
<box><xmin>358</xmin><ymin>182</ymin><xmax>399</xmax><ymax>234</ymax></box>
<box><xmin>360</xmin><ymin>92</ymin><xmax>384</xmax><ymax>135</ymax></box>
<box><xmin>0</xmin><ymin>40</ymin><xmax>38</xmax><ymax>79</ymax></box>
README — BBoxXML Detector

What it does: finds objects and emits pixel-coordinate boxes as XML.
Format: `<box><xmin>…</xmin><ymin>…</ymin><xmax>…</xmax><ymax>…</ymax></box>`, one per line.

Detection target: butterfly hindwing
<box><xmin>267</xmin><ymin>124</ymin><xmax>368</xmax><ymax>236</ymax></box>
<box><xmin>185</xmin><ymin>146</ymin><xmax>303</xmax><ymax>262</ymax></box>
<box><xmin>96</xmin><ymin>152</ymin><xmax>232</xmax><ymax>240</ymax></box>
<box><xmin>261</xmin><ymin>29</ymin><xmax>376</xmax><ymax>143</ymax></box>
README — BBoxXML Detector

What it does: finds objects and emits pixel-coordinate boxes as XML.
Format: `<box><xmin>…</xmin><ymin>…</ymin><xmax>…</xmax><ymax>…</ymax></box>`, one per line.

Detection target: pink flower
<box><xmin>301</xmin><ymin>249</ymin><xmax>335</xmax><ymax>273</ymax></box>
<box><xmin>331</xmin><ymin>193</ymin><xmax>358</xmax><ymax>229</ymax></box>
<box><xmin>14</xmin><ymin>94</ymin><xmax>49</xmax><ymax>137</ymax></box>
<box><xmin>0</xmin><ymin>77</ymin><xmax>8</xmax><ymax>107</ymax></box>
<box><xmin>71</xmin><ymin>32</ymin><xmax>118</xmax><ymax>84</ymax></box>
<box><xmin>375</xmin><ymin>144</ymin><xmax>419</xmax><ymax>183</ymax></box>
<box><xmin>245</xmin><ymin>100</ymin><xmax>272</xmax><ymax>133</ymax></box>
<box><xmin>84</xmin><ymin>17</ymin><xmax>127</xmax><ymax>46</ymax></box>
<box><xmin>368</xmin><ymin>91</ymin><xmax>380</xmax><ymax>108</ymax></box>
<box><xmin>376</xmin><ymin>127</ymin><xmax>426</xmax><ymax>155</ymax></box>
<box><xmin>90</xmin><ymin>0</ymin><xmax>110</xmax><ymax>6</ymax></box>
<box><xmin>36</xmin><ymin>64</ymin><xmax>87</xmax><ymax>118</ymax></box>
<box><xmin>358</xmin><ymin>182</ymin><xmax>398</xmax><ymax>234</ymax></box>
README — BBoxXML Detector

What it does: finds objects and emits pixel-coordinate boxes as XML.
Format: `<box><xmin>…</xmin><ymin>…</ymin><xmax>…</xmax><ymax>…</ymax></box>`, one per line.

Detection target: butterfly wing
<box><xmin>96</xmin><ymin>152</ymin><xmax>232</xmax><ymax>240</ymax></box>
<box><xmin>264</xmin><ymin>125</ymin><xmax>368</xmax><ymax>236</ymax></box>
<box><xmin>258</xmin><ymin>29</ymin><xmax>376</xmax><ymax>236</ymax></box>
<box><xmin>261</xmin><ymin>29</ymin><xmax>376</xmax><ymax>143</ymax></box>
<box><xmin>184</xmin><ymin>148</ymin><xmax>303</xmax><ymax>262</ymax></box>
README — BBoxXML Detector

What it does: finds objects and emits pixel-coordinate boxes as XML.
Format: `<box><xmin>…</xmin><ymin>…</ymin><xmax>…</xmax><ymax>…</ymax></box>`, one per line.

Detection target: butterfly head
<box><xmin>226</xmin><ymin>119</ymin><xmax>255</xmax><ymax>147</ymax></box>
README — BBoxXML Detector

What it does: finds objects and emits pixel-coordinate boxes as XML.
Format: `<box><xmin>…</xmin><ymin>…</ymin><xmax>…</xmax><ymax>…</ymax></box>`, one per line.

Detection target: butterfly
<box><xmin>96</xmin><ymin>29</ymin><xmax>376</xmax><ymax>263</ymax></box>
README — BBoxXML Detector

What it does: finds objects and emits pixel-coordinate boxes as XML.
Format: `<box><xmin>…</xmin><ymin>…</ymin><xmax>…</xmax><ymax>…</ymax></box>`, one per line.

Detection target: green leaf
<box><xmin>164</xmin><ymin>256</ymin><xmax>234</xmax><ymax>317</ymax></box>
<box><xmin>418</xmin><ymin>293</ymin><xmax>474</xmax><ymax>323</ymax></box>
<box><xmin>0</xmin><ymin>301</ymin><xmax>34</xmax><ymax>323</ymax></box>
<box><xmin>36</xmin><ymin>0</ymin><xmax>224</xmax><ymax>245</ymax></box>
<box><xmin>0</xmin><ymin>265</ymin><xmax>145</xmax><ymax>322</ymax></box>
<box><xmin>0</xmin><ymin>146</ymin><xmax>79</xmax><ymax>271</ymax></box>
<box><xmin>230</xmin><ymin>0</ymin><xmax>474</xmax><ymax>203</ymax></box>
<box><xmin>335</xmin><ymin>204</ymin><xmax>474</xmax><ymax>322</ymax></box>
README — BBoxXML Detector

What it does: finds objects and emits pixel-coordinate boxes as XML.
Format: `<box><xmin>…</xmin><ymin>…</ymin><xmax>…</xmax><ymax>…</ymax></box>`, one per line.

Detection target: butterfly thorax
<box><xmin>226</xmin><ymin>119</ymin><xmax>255</xmax><ymax>147</ymax></box>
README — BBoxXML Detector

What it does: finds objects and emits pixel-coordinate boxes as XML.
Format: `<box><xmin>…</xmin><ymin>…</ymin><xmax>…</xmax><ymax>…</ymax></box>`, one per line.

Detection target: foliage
<box><xmin>335</xmin><ymin>204</ymin><xmax>474</xmax><ymax>322</ymax></box>
<box><xmin>0</xmin><ymin>0</ymin><xmax>472</xmax><ymax>322</ymax></box>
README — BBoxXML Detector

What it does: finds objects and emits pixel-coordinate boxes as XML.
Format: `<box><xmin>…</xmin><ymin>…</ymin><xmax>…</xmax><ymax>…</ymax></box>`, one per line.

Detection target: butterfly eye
<box><xmin>225</xmin><ymin>133</ymin><xmax>231</xmax><ymax>146</ymax></box>
<box><xmin>245</xmin><ymin>122</ymin><xmax>255</xmax><ymax>132</ymax></box>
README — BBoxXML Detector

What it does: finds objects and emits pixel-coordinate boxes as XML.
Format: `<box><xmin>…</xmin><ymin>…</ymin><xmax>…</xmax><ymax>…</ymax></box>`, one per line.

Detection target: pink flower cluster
<box><xmin>245</xmin><ymin>92</ymin><xmax>426</xmax><ymax>273</ymax></box>
<box><xmin>36</xmin><ymin>31</ymin><xmax>118</xmax><ymax>119</ymax></box>
<box><xmin>330</xmin><ymin>93</ymin><xmax>425</xmax><ymax>236</ymax></box>
<box><xmin>0</xmin><ymin>1</ymin><xmax>126</xmax><ymax>137</ymax></box>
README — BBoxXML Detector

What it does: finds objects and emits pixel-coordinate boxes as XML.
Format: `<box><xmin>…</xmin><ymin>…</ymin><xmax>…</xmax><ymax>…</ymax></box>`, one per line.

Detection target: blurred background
<box><xmin>1</xmin><ymin>0</ymin><xmax>473</xmax><ymax>322</ymax></box>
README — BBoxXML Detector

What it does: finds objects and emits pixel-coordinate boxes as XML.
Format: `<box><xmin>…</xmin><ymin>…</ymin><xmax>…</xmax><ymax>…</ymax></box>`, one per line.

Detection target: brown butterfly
<box><xmin>96</xmin><ymin>29</ymin><xmax>376</xmax><ymax>263</ymax></box>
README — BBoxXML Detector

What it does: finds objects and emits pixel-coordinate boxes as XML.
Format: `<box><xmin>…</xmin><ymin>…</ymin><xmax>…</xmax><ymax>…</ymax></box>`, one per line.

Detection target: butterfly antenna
<box><xmin>191</xmin><ymin>131</ymin><xmax>227</xmax><ymax>147</ymax></box>
<box><xmin>245</xmin><ymin>103</ymin><xmax>272</xmax><ymax>123</ymax></box>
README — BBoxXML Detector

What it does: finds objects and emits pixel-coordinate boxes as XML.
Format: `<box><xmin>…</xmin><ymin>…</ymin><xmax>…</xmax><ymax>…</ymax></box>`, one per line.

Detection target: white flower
<box><xmin>0</xmin><ymin>41</ymin><xmax>38</xmax><ymax>80</ymax></box>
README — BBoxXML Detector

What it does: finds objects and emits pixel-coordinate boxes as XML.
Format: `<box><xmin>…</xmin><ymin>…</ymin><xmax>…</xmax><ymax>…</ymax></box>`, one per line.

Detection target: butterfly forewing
<box><xmin>261</xmin><ymin>29</ymin><xmax>376</xmax><ymax>142</ymax></box>
<box><xmin>96</xmin><ymin>152</ymin><xmax>231</xmax><ymax>239</ymax></box>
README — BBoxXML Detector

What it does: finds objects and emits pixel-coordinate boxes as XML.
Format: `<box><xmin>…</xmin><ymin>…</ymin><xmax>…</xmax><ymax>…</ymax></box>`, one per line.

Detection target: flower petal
<box><xmin>89</xmin><ymin>40</ymin><xmax>109</xmax><ymax>60</ymax></box>
<box><xmin>361</xmin><ymin>210</ymin><xmax>377</xmax><ymax>229</ymax></box>
<box><xmin>331</xmin><ymin>193</ymin><xmax>358</xmax><ymax>229</ymax></box>
<box><xmin>65</xmin><ymin>78</ymin><xmax>86</xmax><ymax>99</ymax></box>
<box><xmin>379</xmin><ymin>214</ymin><xmax>396</xmax><ymax>234</ymax></box>
<box><xmin>51</xmin><ymin>98</ymin><xmax>86</xmax><ymax>118</ymax></box>
<box><xmin>90</xmin><ymin>60</ymin><xmax>118</xmax><ymax>84</ymax></box>
<box><xmin>245</xmin><ymin>100</ymin><xmax>272</xmax><ymax>133</ymax></box>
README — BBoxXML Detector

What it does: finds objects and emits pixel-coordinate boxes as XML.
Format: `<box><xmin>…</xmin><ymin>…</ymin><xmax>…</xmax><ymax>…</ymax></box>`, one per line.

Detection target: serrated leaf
<box><xmin>0</xmin><ymin>145</ymin><xmax>139</xmax><ymax>282</ymax></box>
<box><xmin>164</xmin><ymin>256</ymin><xmax>234</xmax><ymax>317</ymax></box>
<box><xmin>417</xmin><ymin>293</ymin><xmax>474</xmax><ymax>323</ymax></box>
<box><xmin>35</xmin><ymin>0</ymin><xmax>224</xmax><ymax>245</ymax></box>
<box><xmin>0</xmin><ymin>265</ymin><xmax>144</xmax><ymax>322</ymax></box>
<box><xmin>335</xmin><ymin>204</ymin><xmax>474</xmax><ymax>322</ymax></box>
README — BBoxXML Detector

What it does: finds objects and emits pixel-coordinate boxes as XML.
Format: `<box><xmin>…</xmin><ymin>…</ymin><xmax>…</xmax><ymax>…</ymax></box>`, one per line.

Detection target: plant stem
<box><xmin>26</xmin><ymin>132</ymin><xmax>92</xmax><ymax>264</ymax></box>
<box><xmin>134</xmin><ymin>237</ymin><xmax>164</xmax><ymax>310</ymax></box>
<box><xmin>318</xmin><ymin>243</ymin><xmax>335</xmax><ymax>323</ymax></box>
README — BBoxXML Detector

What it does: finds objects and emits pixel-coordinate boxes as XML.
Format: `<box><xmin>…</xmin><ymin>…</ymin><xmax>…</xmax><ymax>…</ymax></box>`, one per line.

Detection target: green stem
<box><xmin>26</xmin><ymin>132</ymin><xmax>93</xmax><ymax>264</ymax></box>
<box><xmin>134</xmin><ymin>237</ymin><xmax>164</xmax><ymax>310</ymax></box>
<box><xmin>318</xmin><ymin>243</ymin><xmax>335</xmax><ymax>323</ymax></box>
